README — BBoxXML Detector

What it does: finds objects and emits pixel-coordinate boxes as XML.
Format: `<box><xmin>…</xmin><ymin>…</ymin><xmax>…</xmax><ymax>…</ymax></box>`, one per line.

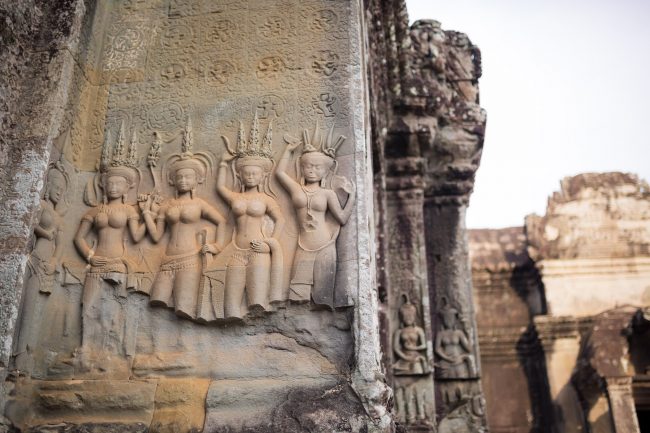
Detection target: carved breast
<box><xmin>39</xmin><ymin>208</ymin><xmax>56</xmax><ymax>230</ymax></box>
<box><xmin>167</xmin><ymin>202</ymin><xmax>202</xmax><ymax>224</ymax></box>
<box><xmin>232</xmin><ymin>197</ymin><xmax>266</xmax><ymax>217</ymax></box>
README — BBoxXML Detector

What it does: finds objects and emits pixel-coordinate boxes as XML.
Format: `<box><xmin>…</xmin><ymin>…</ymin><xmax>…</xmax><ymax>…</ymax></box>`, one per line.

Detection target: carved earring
<box><xmin>122</xmin><ymin>193</ymin><xmax>127</xmax><ymax>203</ymax></box>
<box><xmin>191</xmin><ymin>187</ymin><xmax>196</xmax><ymax>199</ymax></box>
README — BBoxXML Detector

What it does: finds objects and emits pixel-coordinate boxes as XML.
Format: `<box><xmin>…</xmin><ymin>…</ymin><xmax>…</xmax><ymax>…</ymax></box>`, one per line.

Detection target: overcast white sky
<box><xmin>405</xmin><ymin>0</ymin><xmax>650</xmax><ymax>228</ymax></box>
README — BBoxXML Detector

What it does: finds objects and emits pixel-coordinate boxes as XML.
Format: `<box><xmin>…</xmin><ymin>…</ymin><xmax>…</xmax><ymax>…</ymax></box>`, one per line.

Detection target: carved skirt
<box><xmin>150</xmin><ymin>251</ymin><xmax>201</xmax><ymax>319</ymax></box>
<box><xmin>82</xmin><ymin>263</ymin><xmax>131</xmax><ymax>360</ymax></box>
<box><xmin>27</xmin><ymin>254</ymin><xmax>56</xmax><ymax>294</ymax></box>
<box><xmin>289</xmin><ymin>239</ymin><xmax>337</xmax><ymax>309</ymax></box>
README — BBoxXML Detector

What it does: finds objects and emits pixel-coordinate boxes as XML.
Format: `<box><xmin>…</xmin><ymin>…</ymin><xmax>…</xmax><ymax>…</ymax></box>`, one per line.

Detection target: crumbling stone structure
<box><xmin>0</xmin><ymin>0</ymin><xmax>487</xmax><ymax>432</ymax></box>
<box><xmin>470</xmin><ymin>172</ymin><xmax>650</xmax><ymax>433</ymax></box>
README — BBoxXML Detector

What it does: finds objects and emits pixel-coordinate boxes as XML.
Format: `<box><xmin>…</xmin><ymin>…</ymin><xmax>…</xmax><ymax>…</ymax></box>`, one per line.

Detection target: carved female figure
<box><xmin>434</xmin><ymin>297</ymin><xmax>477</xmax><ymax>379</ymax></box>
<box><xmin>74</xmin><ymin>128</ymin><xmax>146</xmax><ymax>372</ymax></box>
<box><xmin>393</xmin><ymin>299</ymin><xmax>429</xmax><ymax>375</ymax></box>
<box><xmin>142</xmin><ymin>121</ymin><xmax>226</xmax><ymax>320</ymax></box>
<box><xmin>208</xmin><ymin>116</ymin><xmax>284</xmax><ymax>319</ymax></box>
<box><xmin>14</xmin><ymin>160</ymin><xmax>69</xmax><ymax>373</ymax></box>
<box><xmin>276</xmin><ymin>124</ymin><xmax>355</xmax><ymax>309</ymax></box>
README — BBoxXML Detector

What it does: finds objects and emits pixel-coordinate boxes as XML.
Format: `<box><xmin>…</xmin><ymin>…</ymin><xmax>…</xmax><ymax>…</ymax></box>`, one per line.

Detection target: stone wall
<box><xmin>1</xmin><ymin>1</ymin><xmax>489</xmax><ymax>432</ymax></box>
<box><xmin>0</xmin><ymin>0</ymin><xmax>89</xmax><ymax>419</ymax></box>
<box><xmin>2</xmin><ymin>0</ymin><xmax>390</xmax><ymax>431</ymax></box>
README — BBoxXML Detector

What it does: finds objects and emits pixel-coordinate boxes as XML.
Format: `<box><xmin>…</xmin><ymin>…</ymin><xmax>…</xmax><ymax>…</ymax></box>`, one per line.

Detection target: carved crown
<box><xmin>100</xmin><ymin>120</ymin><xmax>139</xmax><ymax>172</ymax></box>
<box><xmin>300</xmin><ymin>121</ymin><xmax>346</xmax><ymax>159</ymax></box>
<box><xmin>222</xmin><ymin>112</ymin><xmax>273</xmax><ymax>160</ymax></box>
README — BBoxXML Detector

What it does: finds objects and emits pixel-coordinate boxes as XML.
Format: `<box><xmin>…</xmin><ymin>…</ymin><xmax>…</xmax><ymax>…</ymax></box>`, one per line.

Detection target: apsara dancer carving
<box><xmin>276</xmin><ymin>123</ymin><xmax>355</xmax><ymax>309</ymax></box>
<box><xmin>74</xmin><ymin>123</ymin><xmax>147</xmax><ymax>372</ymax></box>
<box><xmin>142</xmin><ymin>118</ymin><xmax>226</xmax><ymax>320</ymax></box>
<box><xmin>209</xmin><ymin>114</ymin><xmax>285</xmax><ymax>319</ymax></box>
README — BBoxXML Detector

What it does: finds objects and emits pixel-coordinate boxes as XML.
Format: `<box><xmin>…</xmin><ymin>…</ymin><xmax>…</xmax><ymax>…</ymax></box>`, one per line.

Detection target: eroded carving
<box><xmin>311</xmin><ymin>50</ymin><xmax>339</xmax><ymax>77</ymax></box>
<box><xmin>74</xmin><ymin>123</ymin><xmax>147</xmax><ymax>373</ymax></box>
<box><xmin>312</xmin><ymin>92</ymin><xmax>337</xmax><ymax>118</ymax></box>
<box><xmin>393</xmin><ymin>296</ymin><xmax>430</xmax><ymax>376</ymax></box>
<box><xmin>277</xmin><ymin>123</ymin><xmax>355</xmax><ymax>308</ymax></box>
<box><xmin>395</xmin><ymin>384</ymin><xmax>432</xmax><ymax>426</ymax></box>
<box><xmin>435</xmin><ymin>297</ymin><xmax>477</xmax><ymax>379</ymax></box>
<box><xmin>147</xmin><ymin>101</ymin><xmax>185</xmax><ymax>131</ymax></box>
<box><xmin>256</xmin><ymin>56</ymin><xmax>287</xmax><ymax>80</ymax></box>
<box><xmin>14</xmin><ymin>158</ymin><xmax>70</xmax><ymax>373</ymax></box>
<box><xmin>255</xmin><ymin>94</ymin><xmax>286</xmax><ymax>120</ymax></box>
<box><xmin>312</xmin><ymin>10</ymin><xmax>339</xmax><ymax>32</ymax></box>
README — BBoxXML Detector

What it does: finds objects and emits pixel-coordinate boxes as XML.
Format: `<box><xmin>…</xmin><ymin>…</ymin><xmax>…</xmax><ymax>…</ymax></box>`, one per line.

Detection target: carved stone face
<box><xmin>300</xmin><ymin>154</ymin><xmax>333</xmax><ymax>183</ymax></box>
<box><xmin>239</xmin><ymin>165</ymin><xmax>264</xmax><ymax>188</ymax></box>
<box><xmin>175</xmin><ymin>168</ymin><xmax>198</xmax><ymax>193</ymax></box>
<box><xmin>104</xmin><ymin>175</ymin><xmax>130</xmax><ymax>199</ymax></box>
<box><xmin>400</xmin><ymin>305</ymin><xmax>417</xmax><ymax>326</ymax></box>
<box><xmin>441</xmin><ymin>310</ymin><xmax>457</xmax><ymax>330</ymax></box>
<box><xmin>47</xmin><ymin>173</ymin><xmax>66</xmax><ymax>205</ymax></box>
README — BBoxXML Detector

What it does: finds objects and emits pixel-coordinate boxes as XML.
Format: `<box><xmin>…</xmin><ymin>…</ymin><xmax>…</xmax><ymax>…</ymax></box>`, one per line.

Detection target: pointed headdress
<box><xmin>99</xmin><ymin>120</ymin><xmax>140</xmax><ymax>186</ymax></box>
<box><xmin>221</xmin><ymin>112</ymin><xmax>274</xmax><ymax>172</ymax></box>
<box><xmin>165</xmin><ymin>116</ymin><xmax>212</xmax><ymax>186</ymax></box>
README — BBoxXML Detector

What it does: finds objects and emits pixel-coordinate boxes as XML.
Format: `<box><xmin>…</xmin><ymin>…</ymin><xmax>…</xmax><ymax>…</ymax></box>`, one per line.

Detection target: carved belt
<box><xmin>160</xmin><ymin>251</ymin><xmax>200</xmax><ymax>272</ymax></box>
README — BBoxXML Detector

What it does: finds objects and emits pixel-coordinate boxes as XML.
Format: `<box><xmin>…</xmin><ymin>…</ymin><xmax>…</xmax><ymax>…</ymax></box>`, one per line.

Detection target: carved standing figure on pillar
<box><xmin>211</xmin><ymin>114</ymin><xmax>285</xmax><ymax>319</ymax></box>
<box><xmin>73</xmin><ymin>124</ymin><xmax>147</xmax><ymax>373</ymax></box>
<box><xmin>435</xmin><ymin>297</ymin><xmax>477</xmax><ymax>379</ymax></box>
<box><xmin>14</xmin><ymin>158</ymin><xmax>69</xmax><ymax>374</ymax></box>
<box><xmin>392</xmin><ymin>296</ymin><xmax>430</xmax><ymax>375</ymax></box>
<box><xmin>276</xmin><ymin>123</ymin><xmax>355</xmax><ymax>309</ymax></box>
<box><xmin>142</xmin><ymin>118</ymin><xmax>226</xmax><ymax>320</ymax></box>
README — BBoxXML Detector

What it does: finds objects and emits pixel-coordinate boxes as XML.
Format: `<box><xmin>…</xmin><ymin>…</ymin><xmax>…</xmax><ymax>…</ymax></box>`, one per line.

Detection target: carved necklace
<box><xmin>300</xmin><ymin>184</ymin><xmax>319</xmax><ymax>232</ymax></box>
<box><xmin>97</xmin><ymin>202</ymin><xmax>130</xmax><ymax>215</ymax></box>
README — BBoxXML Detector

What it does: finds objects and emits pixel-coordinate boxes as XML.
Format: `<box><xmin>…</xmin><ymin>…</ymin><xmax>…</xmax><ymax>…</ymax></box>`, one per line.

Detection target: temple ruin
<box><xmin>0</xmin><ymin>0</ymin><xmax>489</xmax><ymax>431</ymax></box>
<box><xmin>471</xmin><ymin>172</ymin><xmax>650</xmax><ymax>433</ymax></box>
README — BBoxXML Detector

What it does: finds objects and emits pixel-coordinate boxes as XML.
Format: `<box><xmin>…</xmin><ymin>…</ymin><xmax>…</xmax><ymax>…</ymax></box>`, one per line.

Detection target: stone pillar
<box><xmin>383</xmin><ymin>154</ymin><xmax>436</xmax><ymax>431</ymax></box>
<box><xmin>0</xmin><ymin>0</ymin><xmax>87</xmax><ymax>411</ymax></box>
<box><xmin>367</xmin><ymin>13</ymin><xmax>488</xmax><ymax>430</ymax></box>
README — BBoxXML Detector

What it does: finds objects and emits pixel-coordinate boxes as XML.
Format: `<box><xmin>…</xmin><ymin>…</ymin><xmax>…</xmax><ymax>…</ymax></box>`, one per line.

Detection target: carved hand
<box><xmin>250</xmin><ymin>239</ymin><xmax>271</xmax><ymax>253</ymax></box>
<box><xmin>43</xmin><ymin>260</ymin><xmax>56</xmax><ymax>274</ymax></box>
<box><xmin>201</xmin><ymin>244</ymin><xmax>221</xmax><ymax>255</ymax></box>
<box><xmin>137</xmin><ymin>194</ymin><xmax>149</xmax><ymax>212</ymax></box>
<box><xmin>283</xmin><ymin>134</ymin><xmax>301</xmax><ymax>152</ymax></box>
<box><xmin>341</xmin><ymin>178</ymin><xmax>356</xmax><ymax>195</ymax></box>
<box><xmin>89</xmin><ymin>255</ymin><xmax>108</xmax><ymax>267</ymax></box>
<box><xmin>150</xmin><ymin>195</ymin><xmax>161</xmax><ymax>213</ymax></box>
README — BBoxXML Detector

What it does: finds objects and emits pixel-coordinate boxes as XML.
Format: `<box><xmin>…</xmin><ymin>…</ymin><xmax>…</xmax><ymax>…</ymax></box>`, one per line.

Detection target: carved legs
<box><xmin>224</xmin><ymin>251</ymin><xmax>272</xmax><ymax>318</ymax></box>
<box><xmin>246</xmin><ymin>252</ymin><xmax>271</xmax><ymax>311</ymax></box>
<box><xmin>224</xmin><ymin>265</ymin><xmax>246</xmax><ymax>319</ymax></box>
<box><xmin>172</xmin><ymin>268</ymin><xmax>200</xmax><ymax>320</ymax></box>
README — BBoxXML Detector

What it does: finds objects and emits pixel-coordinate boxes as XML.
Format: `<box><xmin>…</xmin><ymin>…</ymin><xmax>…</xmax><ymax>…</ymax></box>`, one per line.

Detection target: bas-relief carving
<box><xmin>10</xmin><ymin>1</ymin><xmax>374</xmax><ymax>428</ymax></box>
<box><xmin>437</xmin><ymin>383</ymin><xmax>487</xmax><ymax>433</ymax></box>
<box><xmin>14</xmin><ymin>158</ymin><xmax>70</xmax><ymax>374</ymax></box>
<box><xmin>435</xmin><ymin>297</ymin><xmax>477</xmax><ymax>379</ymax></box>
<box><xmin>142</xmin><ymin>119</ymin><xmax>227</xmax><ymax>320</ymax></box>
<box><xmin>16</xmin><ymin>113</ymin><xmax>356</xmax><ymax>379</ymax></box>
<box><xmin>391</xmin><ymin>298</ymin><xmax>435</xmax><ymax>428</ymax></box>
<box><xmin>394</xmin><ymin>383</ymin><xmax>432</xmax><ymax>426</ymax></box>
<box><xmin>211</xmin><ymin>114</ymin><xmax>284</xmax><ymax>319</ymax></box>
<box><xmin>392</xmin><ymin>297</ymin><xmax>430</xmax><ymax>376</ymax></box>
<box><xmin>73</xmin><ymin>122</ymin><xmax>149</xmax><ymax>374</ymax></box>
<box><xmin>277</xmin><ymin>123</ymin><xmax>355</xmax><ymax>309</ymax></box>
